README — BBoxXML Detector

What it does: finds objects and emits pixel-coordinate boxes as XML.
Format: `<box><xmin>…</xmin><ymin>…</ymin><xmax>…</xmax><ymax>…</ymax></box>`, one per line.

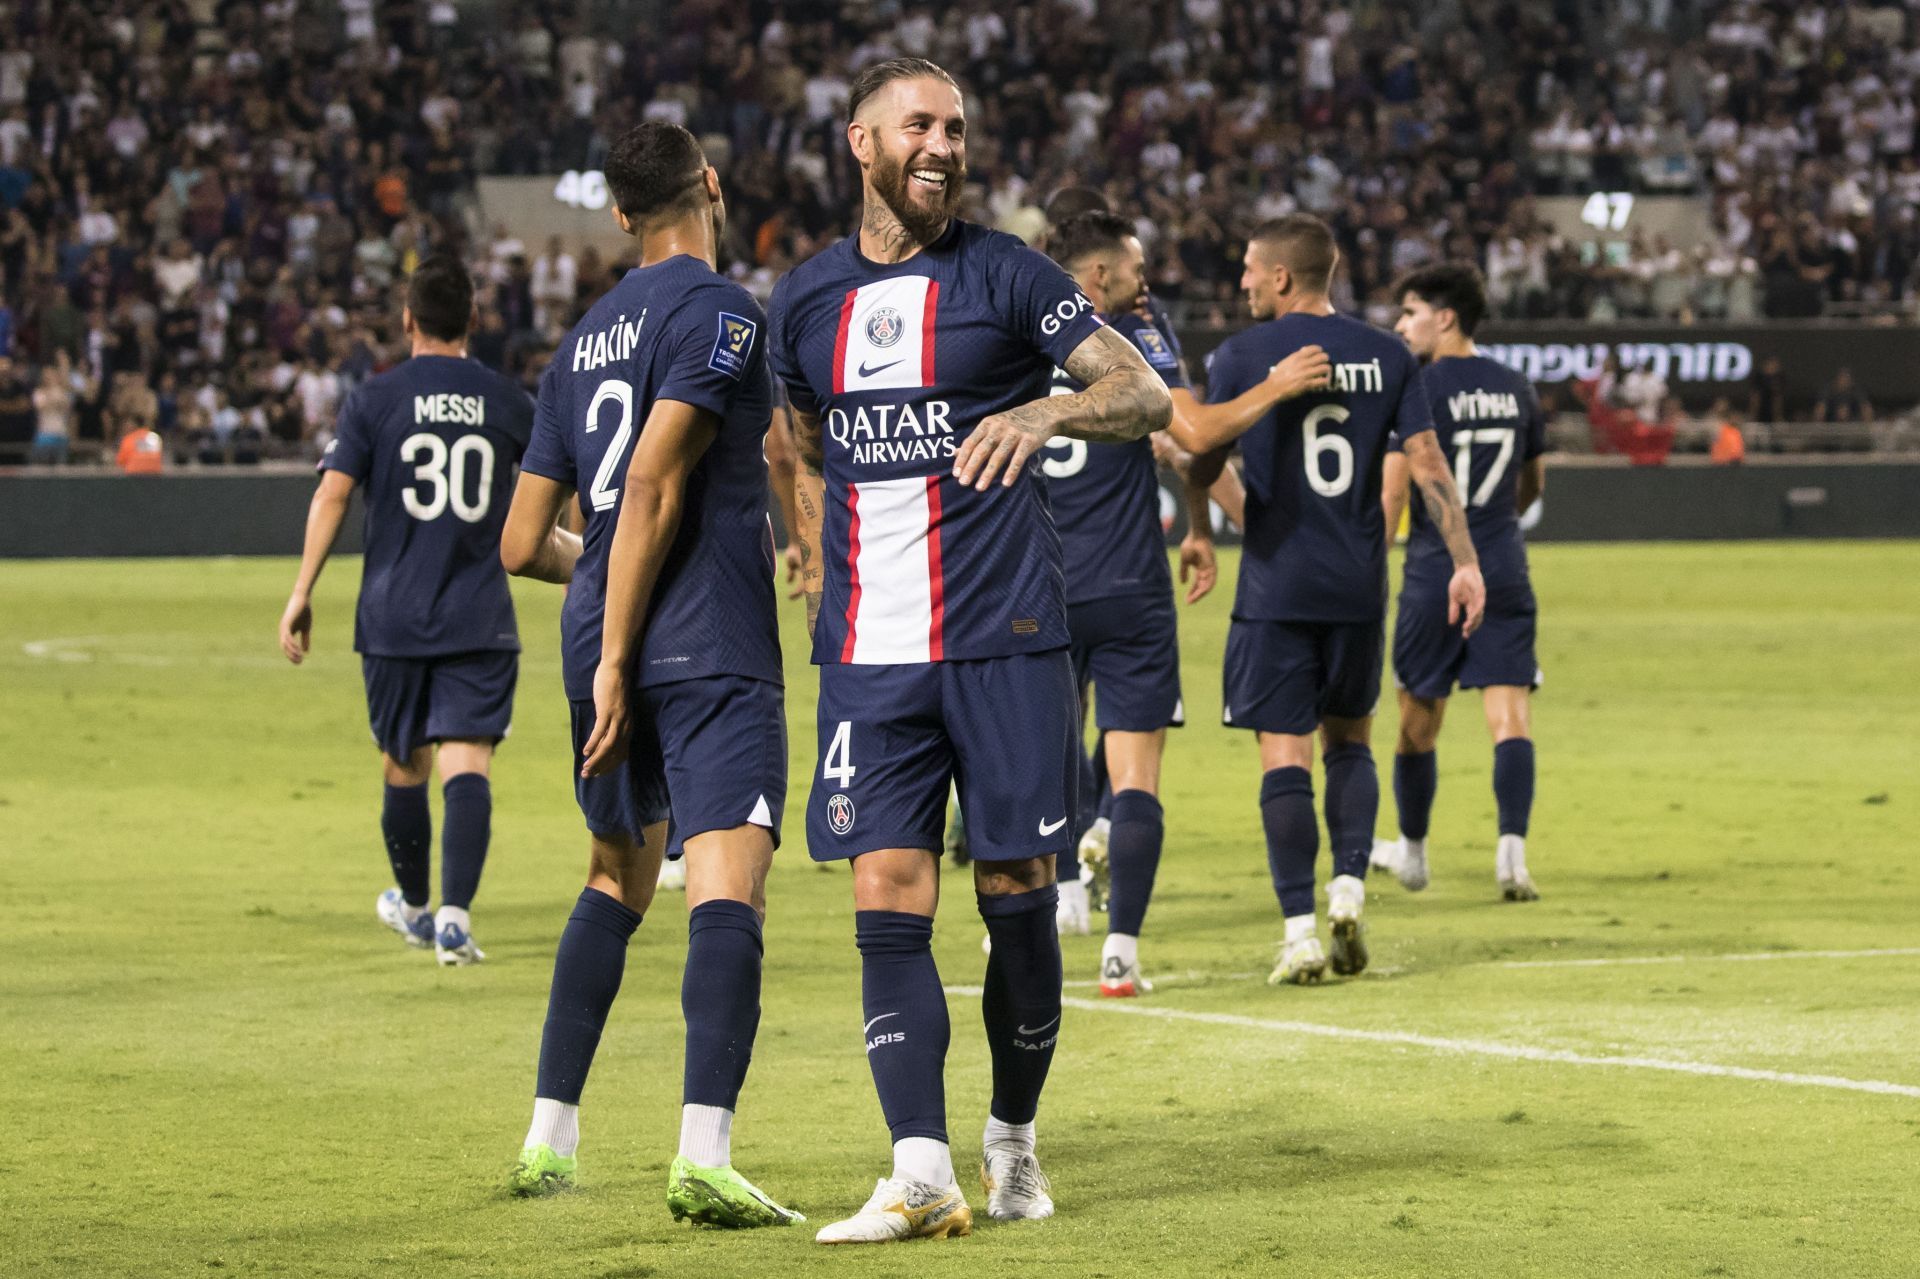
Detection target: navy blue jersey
<box><xmin>321</xmin><ymin>355</ymin><xmax>534</xmax><ymax>657</ymax></box>
<box><xmin>1044</xmin><ymin>311</ymin><xmax>1185</xmax><ymax>604</ymax></box>
<box><xmin>769</xmin><ymin>219</ymin><xmax>1105</xmax><ymax>665</ymax></box>
<box><xmin>1393</xmin><ymin>354</ymin><xmax>1546</xmax><ymax>591</ymax></box>
<box><xmin>520</xmin><ymin>255</ymin><xmax>780</xmax><ymax>700</ymax></box>
<box><xmin>1206</xmin><ymin>312</ymin><xmax>1432</xmax><ymax>623</ymax></box>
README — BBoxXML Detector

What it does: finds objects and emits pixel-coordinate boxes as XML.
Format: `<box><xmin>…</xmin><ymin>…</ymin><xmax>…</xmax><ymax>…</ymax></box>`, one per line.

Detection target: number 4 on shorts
<box><xmin>823</xmin><ymin>720</ymin><xmax>856</xmax><ymax>787</ymax></box>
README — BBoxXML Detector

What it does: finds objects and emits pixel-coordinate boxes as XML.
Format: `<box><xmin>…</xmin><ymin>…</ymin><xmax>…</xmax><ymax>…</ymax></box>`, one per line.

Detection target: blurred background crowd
<box><xmin>1</xmin><ymin>0</ymin><xmax>1916</xmax><ymax>465</ymax></box>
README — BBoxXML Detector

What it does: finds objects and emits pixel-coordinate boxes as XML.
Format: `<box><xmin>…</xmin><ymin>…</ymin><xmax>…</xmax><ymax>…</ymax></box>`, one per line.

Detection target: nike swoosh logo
<box><xmin>1017</xmin><ymin>1015</ymin><xmax>1061</xmax><ymax>1036</ymax></box>
<box><xmin>864</xmin><ymin>1012</ymin><xmax>899</xmax><ymax>1034</ymax></box>
<box><xmin>1038</xmin><ymin>817</ymin><xmax>1067</xmax><ymax>836</ymax></box>
<box><xmin>857</xmin><ymin>359</ymin><xmax>902</xmax><ymax>377</ymax></box>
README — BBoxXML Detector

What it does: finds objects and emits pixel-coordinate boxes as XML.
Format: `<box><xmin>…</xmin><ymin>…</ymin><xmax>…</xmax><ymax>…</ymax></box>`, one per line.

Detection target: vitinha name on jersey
<box><xmin>414</xmin><ymin>393</ymin><xmax>486</xmax><ymax>425</ymax></box>
<box><xmin>827</xmin><ymin>398</ymin><xmax>956</xmax><ymax>464</ymax></box>
<box><xmin>1447</xmin><ymin>389</ymin><xmax>1521</xmax><ymax>420</ymax></box>
<box><xmin>571</xmin><ymin>310</ymin><xmax>650</xmax><ymax>373</ymax></box>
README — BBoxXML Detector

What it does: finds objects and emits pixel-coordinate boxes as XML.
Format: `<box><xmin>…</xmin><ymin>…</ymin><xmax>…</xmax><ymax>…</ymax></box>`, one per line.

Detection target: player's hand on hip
<box><xmin>954</xmin><ymin>410</ymin><xmax>1049</xmax><ymax>490</ymax></box>
<box><xmin>1266</xmin><ymin>345</ymin><xmax>1332</xmax><ymax>401</ymax></box>
<box><xmin>1449</xmin><ymin>564</ymin><xmax>1487</xmax><ymax>638</ymax></box>
<box><xmin>580</xmin><ymin>662</ymin><xmax>632</xmax><ymax>778</ymax></box>
<box><xmin>1179</xmin><ymin>531</ymin><xmax>1217</xmax><ymax>604</ymax></box>
<box><xmin>782</xmin><ymin>544</ymin><xmax>805</xmax><ymax>598</ymax></box>
<box><xmin>278</xmin><ymin>595</ymin><xmax>312</xmax><ymax>664</ymax></box>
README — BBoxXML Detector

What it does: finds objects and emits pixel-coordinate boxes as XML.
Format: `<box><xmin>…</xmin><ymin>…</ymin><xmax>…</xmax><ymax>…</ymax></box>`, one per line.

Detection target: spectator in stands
<box><xmin>114</xmin><ymin>408</ymin><xmax>164</xmax><ymax>475</ymax></box>
<box><xmin>1623</xmin><ymin>360</ymin><xmax>1669</xmax><ymax>424</ymax></box>
<box><xmin>1814</xmin><ymin>367</ymin><xmax>1874</xmax><ymax>425</ymax></box>
<box><xmin>29</xmin><ymin>355</ymin><xmax>74</xmax><ymax>465</ymax></box>
<box><xmin>1747</xmin><ymin>355</ymin><xmax>1790</xmax><ymax>427</ymax></box>
<box><xmin>1708</xmin><ymin>399</ymin><xmax>1747</xmax><ymax>465</ymax></box>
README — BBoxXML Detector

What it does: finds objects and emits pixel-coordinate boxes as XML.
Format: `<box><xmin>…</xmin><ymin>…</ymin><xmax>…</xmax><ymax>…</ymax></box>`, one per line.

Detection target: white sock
<box><xmin>1284</xmin><ymin>913</ymin><xmax>1318</xmax><ymax>945</ymax></box>
<box><xmin>678</xmin><ymin>1104</ymin><xmax>733</xmax><ymax>1168</ymax></box>
<box><xmin>1059</xmin><ymin>878</ymin><xmax>1089</xmax><ymax>907</ymax></box>
<box><xmin>1498</xmin><ymin>834</ymin><xmax>1527</xmax><ymax>870</ymax></box>
<box><xmin>525</xmin><ymin>1097</ymin><xmax>579</xmax><ymax>1157</ymax></box>
<box><xmin>400</xmin><ymin>898</ymin><xmax>430</xmax><ymax>924</ymax></box>
<box><xmin>1403</xmin><ymin>837</ymin><xmax>1427</xmax><ymax>861</ymax></box>
<box><xmin>891</xmin><ymin>1136</ymin><xmax>954</xmax><ymax>1187</ymax></box>
<box><xmin>435</xmin><ymin>904</ymin><xmax>470</xmax><ymax>935</ymax></box>
<box><xmin>982</xmin><ymin>1115</ymin><xmax>1035</xmax><ymax>1156</ymax></box>
<box><xmin>1102</xmin><ymin>932</ymin><xmax>1138</xmax><ymax>970</ymax></box>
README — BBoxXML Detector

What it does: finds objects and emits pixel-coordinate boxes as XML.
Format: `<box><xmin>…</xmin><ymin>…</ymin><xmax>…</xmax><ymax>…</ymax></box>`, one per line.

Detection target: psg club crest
<box><xmin>827</xmin><ymin>792</ymin><xmax>856</xmax><ymax>835</ymax></box>
<box><xmin>864</xmin><ymin>306</ymin><xmax>905</xmax><ymax>349</ymax></box>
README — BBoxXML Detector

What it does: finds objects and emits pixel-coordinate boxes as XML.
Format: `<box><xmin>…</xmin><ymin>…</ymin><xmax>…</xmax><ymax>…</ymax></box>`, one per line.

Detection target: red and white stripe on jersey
<box><xmin>839</xmin><ymin>475</ymin><xmax>947</xmax><ymax>664</ymax></box>
<box><xmin>832</xmin><ymin>275</ymin><xmax>940</xmax><ymax>394</ymax></box>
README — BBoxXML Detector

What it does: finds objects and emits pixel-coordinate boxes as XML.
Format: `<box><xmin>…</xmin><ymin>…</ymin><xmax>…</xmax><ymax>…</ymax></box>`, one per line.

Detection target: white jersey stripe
<box><xmin>839</xmin><ymin>276</ymin><xmax>936</xmax><ymax>393</ymax></box>
<box><xmin>844</xmin><ymin>477</ymin><xmax>934</xmax><ymax>663</ymax></box>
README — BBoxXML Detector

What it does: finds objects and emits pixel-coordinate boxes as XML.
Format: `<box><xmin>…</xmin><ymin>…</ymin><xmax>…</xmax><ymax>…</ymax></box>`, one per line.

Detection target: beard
<box><xmin>869</xmin><ymin>147</ymin><xmax>964</xmax><ymax>244</ymax></box>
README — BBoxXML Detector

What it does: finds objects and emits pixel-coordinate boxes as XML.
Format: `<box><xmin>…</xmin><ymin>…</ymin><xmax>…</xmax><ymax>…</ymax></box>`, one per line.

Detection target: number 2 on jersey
<box><xmin>584</xmin><ymin>378</ymin><xmax>636</xmax><ymax>512</ymax></box>
<box><xmin>1452</xmin><ymin>427</ymin><xmax>1515</xmax><ymax>507</ymax></box>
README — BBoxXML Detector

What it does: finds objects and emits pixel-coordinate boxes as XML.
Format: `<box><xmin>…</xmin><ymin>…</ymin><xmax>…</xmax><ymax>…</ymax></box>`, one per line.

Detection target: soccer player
<box><xmin>498</xmin><ymin>122</ymin><xmax>800</xmax><ymax>1227</ymax></box>
<box><xmin>1180</xmin><ymin>215</ymin><xmax>1485</xmax><ymax>985</ymax></box>
<box><xmin>769</xmin><ymin>58</ymin><xmax>1170</xmax><ymax>1242</ymax></box>
<box><xmin>278</xmin><ymin>255</ymin><xmax>532</xmax><ymax>967</ymax></box>
<box><xmin>1040</xmin><ymin>210</ymin><xmax>1230</xmax><ymax>996</ymax></box>
<box><xmin>1373</xmin><ymin>263</ymin><xmax>1546</xmax><ymax>900</ymax></box>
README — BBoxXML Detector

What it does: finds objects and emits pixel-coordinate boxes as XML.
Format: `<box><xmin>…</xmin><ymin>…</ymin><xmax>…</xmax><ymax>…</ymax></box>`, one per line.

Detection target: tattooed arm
<box><xmin>787</xmin><ymin>401</ymin><xmax>828</xmax><ymax>640</ymax></box>
<box><xmin>952</xmin><ymin>325</ymin><xmax>1172</xmax><ymax>490</ymax></box>
<box><xmin>1400</xmin><ymin>430</ymin><xmax>1487</xmax><ymax>636</ymax></box>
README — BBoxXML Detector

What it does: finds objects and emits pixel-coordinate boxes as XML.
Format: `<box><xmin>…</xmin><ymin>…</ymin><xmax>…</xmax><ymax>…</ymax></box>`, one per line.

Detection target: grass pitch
<box><xmin>2</xmin><ymin>542</ymin><xmax>1916</xmax><ymax>1278</ymax></box>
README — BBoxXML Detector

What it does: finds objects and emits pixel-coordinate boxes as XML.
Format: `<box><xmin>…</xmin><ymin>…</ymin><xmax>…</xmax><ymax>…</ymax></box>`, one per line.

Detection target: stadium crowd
<box><xmin>0</xmin><ymin>0</ymin><xmax>1916</xmax><ymax>465</ymax></box>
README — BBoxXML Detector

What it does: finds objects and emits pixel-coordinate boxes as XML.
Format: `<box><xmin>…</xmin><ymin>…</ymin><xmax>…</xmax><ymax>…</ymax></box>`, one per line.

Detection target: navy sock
<box><xmin>855</xmin><ymin>911</ymin><xmax>949</xmax><ymax>1143</ymax></box>
<box><xmin>439</xmin><ymin>774</ymin><xmax>491</xmax><ymax>910</ymax></box>
<box><xmin>682</xmin><ymin>900</ymin><xmax>763</xmax><ymax>1110</ymax></box>
<box><xmin>1323</xmin><ymin>742</ymin><xmax>1379</xmax><ymax>880</ymax></box>
<box><xmin>1092</xmin><ymin>733</ymin><xmax>1114</xmax><ymax>821</ymax></box>
<box><xmin>1494</xmin><ymin>739</ymin><xmax>1535</xmax><ymax>836</ymax></box>
<box><xmin>1394</xmin><ymin>749</ymin><xmax>1438</xmax><ymax>841</ymax></box>
<box><xmin>978</xmin><ymin>885</ymin><xmax>1062</xmax><ymax>1125</ymax></box>
<box><xmin>1259</xmin><ymin>767</ymin><xmax>1318</xmax><ymax>917</ymax></box>
<box><xmin>535</xmin><ymin>888</ymin><xmax>642</xmax><ymax>1104</ymax></box>
<box><xmin>1106</xmin><ymin>789</ymin><xmax>1163</xmax><ymax>937</ymax></box>
<box><xmin>381</xmin><ymin>782</ymin><xmax>431</xmax><ymax>908</ymax></box>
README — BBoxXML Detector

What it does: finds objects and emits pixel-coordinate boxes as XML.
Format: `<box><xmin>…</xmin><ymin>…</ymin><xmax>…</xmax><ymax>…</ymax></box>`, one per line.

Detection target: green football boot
<box><xmin>507</xmin><ymin>1144</ymin><xmax>577</xmax><ymax>1197</ymax></box>
<box><xmin>666</xmin><ymin>1156</ymin><xmax>805</xmax><ymax>1228</ymax></box>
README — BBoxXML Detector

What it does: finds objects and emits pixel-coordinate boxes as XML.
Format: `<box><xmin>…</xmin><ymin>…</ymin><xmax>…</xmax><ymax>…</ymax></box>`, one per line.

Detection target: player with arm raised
<box><xmin>278</xmin><ymin>256</ymin><xmax>532</xmax><ymax>966</ymax></box>
<box><xmin>770</xmin><ymin>58</ymin><xmax>1170</xmax><ymax>1243</ymax></box>
<box><xmin>497</xmin><ymin>123</ymin><xmax>800</xmax><ymax>1227</ymax></box>
<box><xmin>1372</xmin><ymin>263</ymin><xmax>1546</xmax><ymax>901</ymax></box>
<box><xmin>1183</xmin><ymin>215</ymin><xmax>1485</xmax><ymax>985</ymax></box>
<box><xmin>1040</xmin><ymin>210</ymin><xmax>1222</xmax><ymax>996</ymax></box>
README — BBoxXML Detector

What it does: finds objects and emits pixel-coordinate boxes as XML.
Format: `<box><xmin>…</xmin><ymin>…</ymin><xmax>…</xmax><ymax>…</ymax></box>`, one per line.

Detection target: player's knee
<box><xmin>851</xmin><ymin>848</ymin><xmax>939</xmax><ymax>914</ymax></box>
<box><xmin>975</xmin><ymin>854</ymin><xmax>1056</xmax><ymax>897</ymax></box>
<box><xmin>587</xmin><ymin>832</ymin><xmax>656</xmax><ymax>913</ymax></box>
<box><xmin>436</xmin><ymin>738</ymin><xmax>494</xmax><ymax>779</ymax></box>
<box><xmin>1320</xmin><ymin>716</ymin><xmax>1372</xmax><ymax>751</ymax></box>
<box><xmin>683</xmin><ymin>825</ymin><xmax>774</xmax><ymax>916</ymax></box>
<box><xmin>383</xmin><ymin>748</ymin><xmax>432</xmax><ymax>786</ymax></box>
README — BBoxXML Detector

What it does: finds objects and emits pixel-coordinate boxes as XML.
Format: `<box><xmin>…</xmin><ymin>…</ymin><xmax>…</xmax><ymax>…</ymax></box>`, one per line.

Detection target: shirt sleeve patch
<box><xmin>709</xmin><ymin>312</ymin><xmax>757</xmax><ymax>379</ymax></box>
<box><xmin>1130</xmin><ymin>326</ymin><xmax>1179</xmax><ymax>370</ymax></box>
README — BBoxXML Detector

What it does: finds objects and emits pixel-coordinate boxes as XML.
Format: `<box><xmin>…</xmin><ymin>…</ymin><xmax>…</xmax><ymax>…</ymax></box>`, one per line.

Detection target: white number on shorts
<box><xmin>399</xmin><ymin>432</ymin><xmax>496</xmax><ymax>523</ymax></box>
<box><xmin>823</xmin><ymin>719</ymin><xmax>856</xmax><ymax>788</ymax></box>
<box><xmin>1301</xmin><ymin>404</ymin><xmax>1354</xmax><ymax>497</ymax></box>
<box><xmin>1453</xmin><ymin>427</ymin><xmax>1516</xmax><ymax>508</ymax></box>
<box><xmin>584</xmin><ymin>378</ymin><xmax>636</xmax><ymax>512</ymax></box>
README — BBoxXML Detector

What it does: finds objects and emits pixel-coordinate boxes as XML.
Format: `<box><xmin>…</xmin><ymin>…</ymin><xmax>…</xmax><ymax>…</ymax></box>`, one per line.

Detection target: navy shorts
<box><xmin>1069</xmin><ymin>593</ymin><xmax>1184</xmax><ymax>732</ymax></box>
<box><xmin>1222</xmin><ymin>619</ymin><xmax>1384</xmax><ymax>735</ymax></box>
<box><xmin>569</xmin><ymin>675</ymin><xmax>787</xmax><ymax>852</ymax></box>
<box><xmin>807</xmin><ymin>650</ymin><xmax>1079</xmax><ymax>863</ymax></box>
<box><xmin>361</xmin><ymin>650</ymin><xmax>517</xmax><ymax>760</ymax></box>
<box><xmin>1394</xmin><ymin>580</ymin><xmax>1540</xmax><ymax>700</ymax></box>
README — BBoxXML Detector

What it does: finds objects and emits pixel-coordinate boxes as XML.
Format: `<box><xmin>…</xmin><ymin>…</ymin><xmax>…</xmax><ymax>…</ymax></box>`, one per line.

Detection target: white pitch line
<box><xmin>944</xmin><ymin>989</ymin><xmax>1920</xmax><ymax>1099</ymax></box>
<box><xmin>1499</xmin><ymin>947</ymin><xmax>1920</xmax><ymax>970</ymax></box>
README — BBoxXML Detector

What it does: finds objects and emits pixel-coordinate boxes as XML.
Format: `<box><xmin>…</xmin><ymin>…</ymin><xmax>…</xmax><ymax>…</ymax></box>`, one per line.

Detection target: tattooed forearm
<box><xmin>1403</xmin><ymin>432</ymin><xmax>1479</xmax><ymax>569</ymax></box>
<box><xmin>793</xmin><ymin>463</ymin><xmax>827</xmax><ymax>640</ymax></box>
<box><xmin>1043</xmin><ymin>326</ymin><xmax>1174</xmax><ymax>443</ymax></box>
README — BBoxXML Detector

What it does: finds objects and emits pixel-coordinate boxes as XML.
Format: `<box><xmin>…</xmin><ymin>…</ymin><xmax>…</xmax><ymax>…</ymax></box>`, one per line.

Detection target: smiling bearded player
<box><xmin>768</xmin><ymin>57</ymin><xmax>1171</xmax><ymax>1244</ymax></box>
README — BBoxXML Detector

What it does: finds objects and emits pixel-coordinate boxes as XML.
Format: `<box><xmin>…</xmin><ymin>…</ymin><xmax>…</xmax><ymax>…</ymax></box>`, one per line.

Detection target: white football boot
<box><xmin>1496</xmin><ymin>835</ymin><xmax>1539</xmax><ymax>901</ymax></box>
<box><xmin>980</xmin><ymin>1148</ymin><xmax>1054</xmax><ymax>1221</ymax></box>
<box><xmin>1326</xmin><ymin>875</ymin><xmax>1369</xmax><ymax>976</ymax></box>
<box><xmin>814</xmin><ymin>1177</ymin><xmax>973</xmax><ymax>1244</ymax></box>
<box><xmin>1269</xmin><ymin>915</ymin><xmax>1328</xmax><ymax>986</ymax></box>
<box><xmin>1373</xmin><ymin>837</ymin><xmax>1429</xmax><ymax>891</ymax></box>
<box><xmin>376</xmin><ymin>889</ymin><xmax>434</xmax><ymax>948</ymax></box>
<box><xmin>657</xmin><ymin>857</ymin><xmax>687</xmax><ymax>891</ymax></box>
<box><xmin>1077</xmin><ymin>819</ymin><xmax>1111</xmax><ymax>913</ymax></box>
<box><xmin>434</xmin><ymin>907</ymin><xmax>485</xmax><ymax>966</ymax></box>
<box><xmin>1055</xmin><ymin>878</ymin><xmax>1092</xmax><ymax>936</ymax></box>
